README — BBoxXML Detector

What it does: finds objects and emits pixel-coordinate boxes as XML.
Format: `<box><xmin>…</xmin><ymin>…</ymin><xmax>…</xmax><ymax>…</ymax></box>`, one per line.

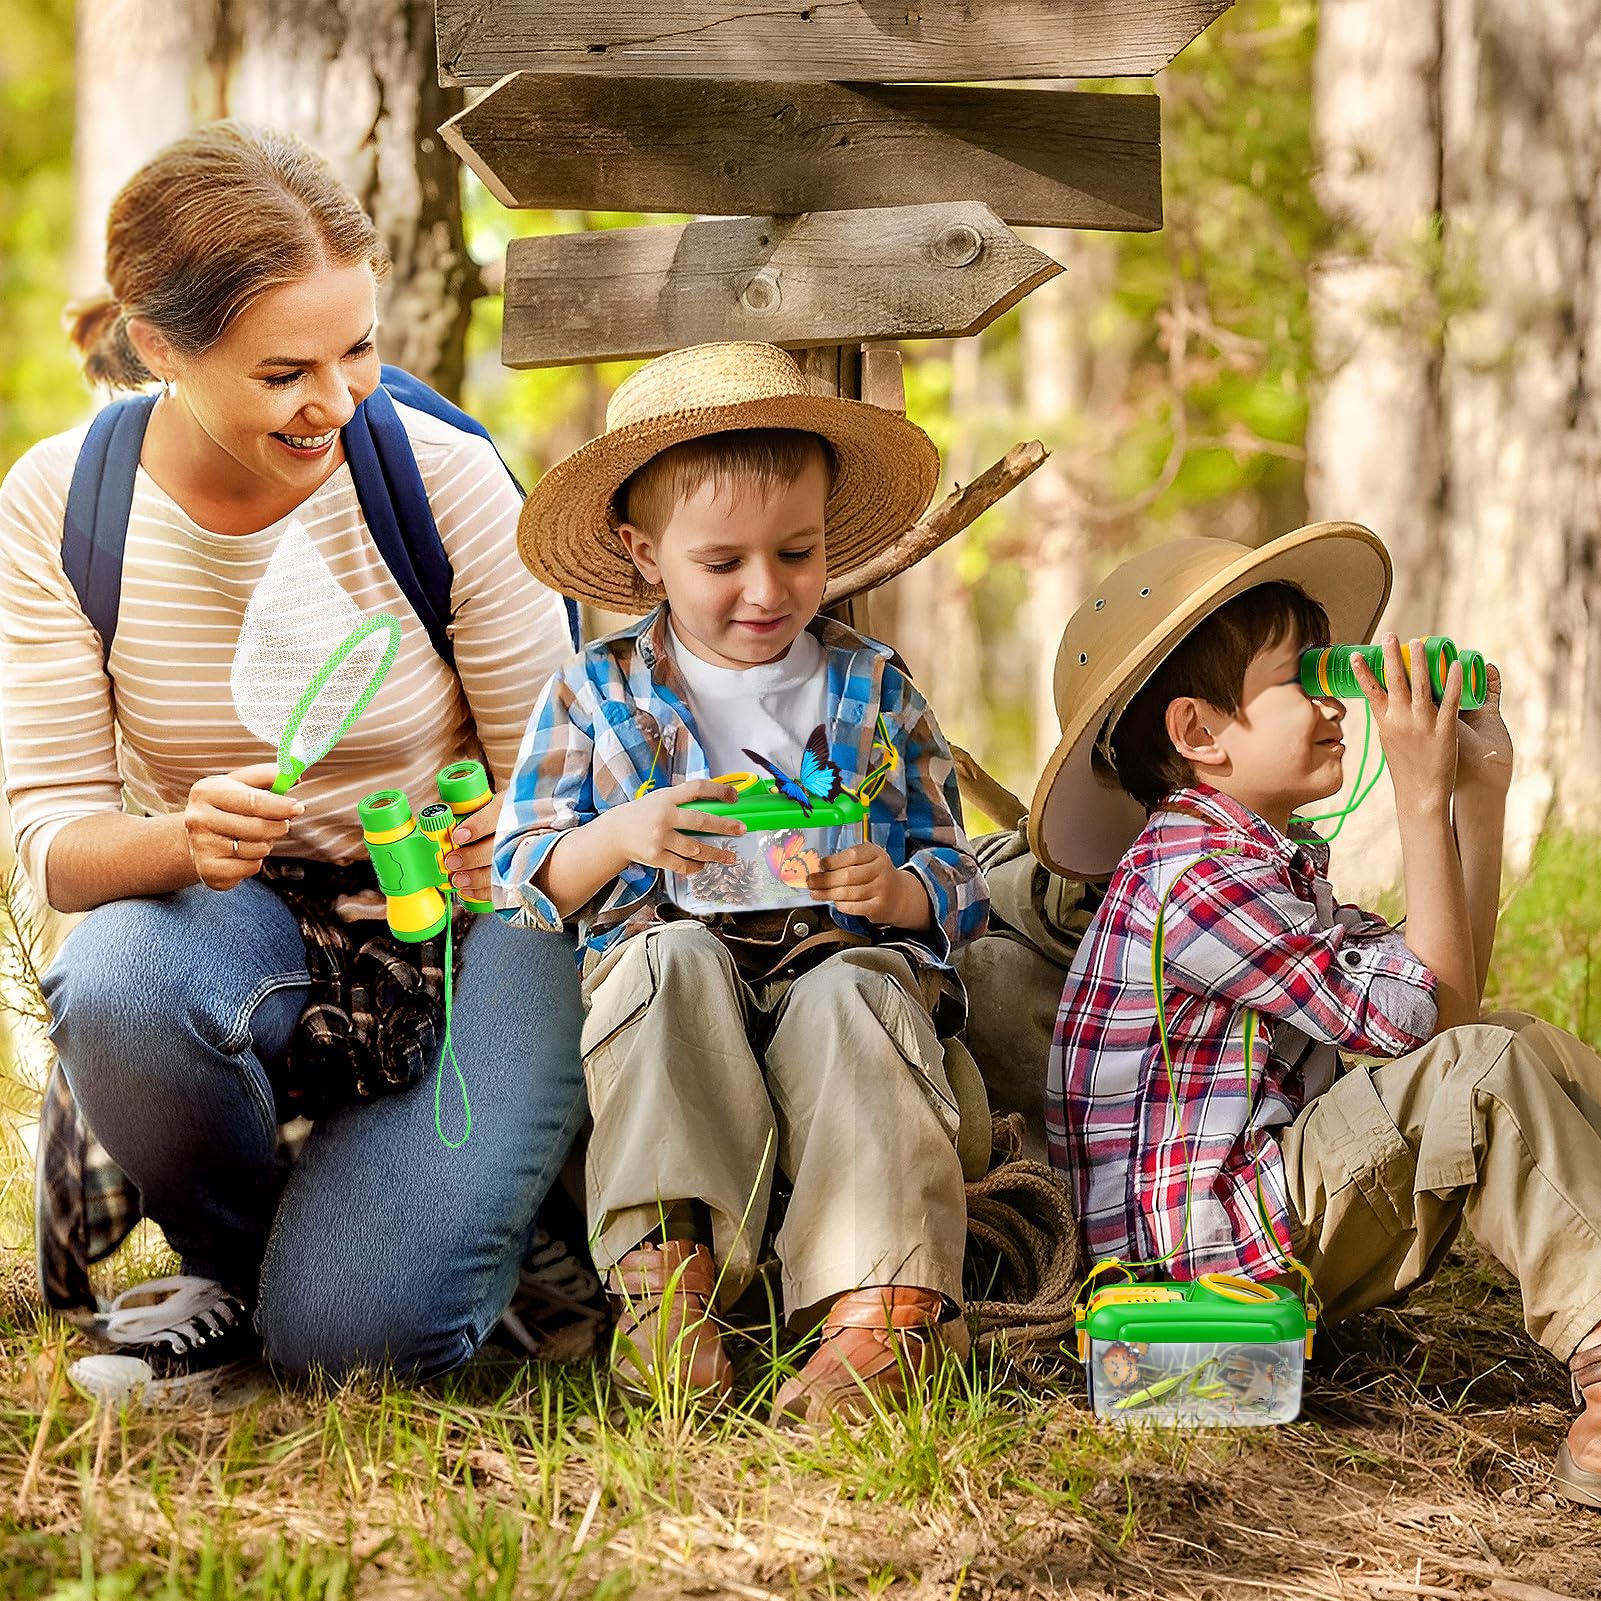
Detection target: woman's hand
<box><xmin>184</xmin><ymin>762</ymin><xmax>304</xmax><ymax>890</ymax></box>
<box><xmin>1350</xmin><ymin>634</ymin><xmax>1461</xmax><ymax>818</ymax></box>
<box><xmin>442</xmin><ymin>789</ymin><xmax>506</xmax><ymax>904</ymax></box>
<box><xmin>808</xmin><ymin>842</ymin><xmax>931</xmax><ymax>929</ymax></box>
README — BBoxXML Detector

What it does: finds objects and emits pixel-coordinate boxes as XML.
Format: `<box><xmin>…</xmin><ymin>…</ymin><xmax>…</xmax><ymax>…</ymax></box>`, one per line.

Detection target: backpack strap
<box><xmin>61</xmin><ymin>393</ymin><xmax>158</xmax><ymax>666</ymax></box>
<box><xmin>62</xmin><ymin>369</ymin><xmax>580</xmax><ymax>670</ymax></box>
<box><xmin>351</xmin><ymin>365</ymin><xmax>581</xmax><ymax>658</ymax></box>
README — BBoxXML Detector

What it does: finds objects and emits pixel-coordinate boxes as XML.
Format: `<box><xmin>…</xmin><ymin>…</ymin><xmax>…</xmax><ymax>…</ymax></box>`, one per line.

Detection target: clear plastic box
<box><xmin>1077</xmin><ymin>1276</ymin><xmax>1310</xmax><ymax>1427</ymax></box>
<box><xmin>665</xmin><ymin>785</ymin><xmax>867</xmax><ymax>916</ymax></box>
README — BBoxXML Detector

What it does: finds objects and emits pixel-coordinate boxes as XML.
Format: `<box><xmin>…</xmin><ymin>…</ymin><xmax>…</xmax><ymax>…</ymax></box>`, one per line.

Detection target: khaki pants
<box><xmin>579</xmin><ymin>922</ymin><xmax>967</xmax><ymax>1325</ymax></box>
<box><xmin>1284</xmin><ymin>1011</ymin><xmax>1601</xmax><ymax>1359</ymax></box>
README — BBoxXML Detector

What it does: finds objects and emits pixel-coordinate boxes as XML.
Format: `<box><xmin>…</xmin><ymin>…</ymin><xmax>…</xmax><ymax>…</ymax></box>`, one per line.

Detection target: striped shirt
<box><xmin>0</xmin><ymin>404</ymin><xmax>574</xmax><ymax>907</ymax></box>
<box><xmin>1048</xmin><ymin>784</ymin><xmax>1438</xmax><ymax>1280</ymax></box>
<box><xmin>492</xmin><ymin>605</ymin><xmax>989</xmax><ymax>971</ymax></box>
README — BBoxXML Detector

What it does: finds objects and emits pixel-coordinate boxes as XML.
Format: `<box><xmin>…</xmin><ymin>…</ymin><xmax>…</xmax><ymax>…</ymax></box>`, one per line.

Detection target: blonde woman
<box><xmin>0</xmin><ymin>123</ymin><xmax>585</xmax><ymax>1381</ymax></box>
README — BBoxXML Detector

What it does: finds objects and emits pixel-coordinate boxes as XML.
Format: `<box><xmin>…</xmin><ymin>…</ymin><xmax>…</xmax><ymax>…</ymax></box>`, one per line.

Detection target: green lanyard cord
<box><xmin>1295</xmin><ymin>702</ymin><xmax>1385</xmax><ymax>841</ymax></box>
<box><xmin>434</xmin><ymin>911</ymin><xmax>473</xmax><ymax>1149</ymax></box>
<box><xmin>1079</xmin><ymin>845</ymin><xmax>1320</xmax><ymax>1323</ymax></box>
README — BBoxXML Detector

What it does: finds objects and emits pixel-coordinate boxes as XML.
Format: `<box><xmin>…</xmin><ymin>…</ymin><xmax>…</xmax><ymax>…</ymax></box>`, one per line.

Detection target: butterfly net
<box><xmin>230</xmin><ymin>520</ymin><xmax>399</xmax><ymax>782</ymax></box>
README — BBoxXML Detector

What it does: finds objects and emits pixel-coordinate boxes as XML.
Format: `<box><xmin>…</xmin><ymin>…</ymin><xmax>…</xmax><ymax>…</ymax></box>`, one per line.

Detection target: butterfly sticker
<box><xmin>766</xmin><ymin>830</ymin><xmax>822</xmax><ymax>888</ymax></box>
<box><xmin>741</xmin><ymin>724</ymin><xmax>844</xmax><ymax>817</ymax></box>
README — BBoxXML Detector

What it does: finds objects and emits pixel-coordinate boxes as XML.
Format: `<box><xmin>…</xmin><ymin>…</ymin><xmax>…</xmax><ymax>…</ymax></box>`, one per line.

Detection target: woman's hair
<box><xmin>67</xmin><ymin>121</ymin><xmax>390</xmax><ymax>390</ymax></box>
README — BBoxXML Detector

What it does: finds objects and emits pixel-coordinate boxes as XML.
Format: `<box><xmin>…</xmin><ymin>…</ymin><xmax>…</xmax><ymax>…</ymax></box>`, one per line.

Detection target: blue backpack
<box><xmin>61</xmin><ymin>363</ymin><xmax>579</xmax><ymax>666</ymax></box>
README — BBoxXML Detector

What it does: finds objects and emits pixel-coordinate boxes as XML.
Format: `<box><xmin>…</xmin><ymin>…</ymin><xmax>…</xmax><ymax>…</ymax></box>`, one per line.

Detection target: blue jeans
<box><xmin>43</xmin><ymin>877</ymin><xmax>587</xmax><ymax>1380</ymax></box>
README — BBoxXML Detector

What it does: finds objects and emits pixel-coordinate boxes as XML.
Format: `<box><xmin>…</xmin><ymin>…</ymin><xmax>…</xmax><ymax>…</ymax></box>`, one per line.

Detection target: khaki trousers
<box><xmin>1284</xmin><ymin>1011</ymin><xmax>1601</xmax><ymax>1359</ymax></box>
<box><xmin>579</xmin><ymin>922</ymin><xmax>967</xmax><ymax>1325</ymax></box>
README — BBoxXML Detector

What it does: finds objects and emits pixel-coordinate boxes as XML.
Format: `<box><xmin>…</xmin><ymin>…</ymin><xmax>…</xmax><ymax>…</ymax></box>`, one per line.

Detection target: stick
<box><xmin>822</xmin><ymin>440</ymin><xmax>1049</xmax><ymax>606</ymax></box>
<box><xmin>951</xmin><ymin>743</ymin><xmax>1029</xmax><ymax>831</ymax></box>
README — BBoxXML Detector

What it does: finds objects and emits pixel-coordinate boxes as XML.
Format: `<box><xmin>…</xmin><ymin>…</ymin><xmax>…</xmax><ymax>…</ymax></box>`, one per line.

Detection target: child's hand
<box><xmin>1350</xmin><ymin>633</ymin><xmax>1461</xmax><ymax>815</ymax></box>
<box><xmin>808</xmin><ymin>842</ymin><xmax>931</xmax><ymax>929</ymax></box>
<box><xmin>1455</xmin><ymin>661</ymin><xmax>1514</xmax><ymax>798</ymax></box>
<box><xmin>614</xmin><ymin>779</ymin><xmax>743</xmax><ymax>873</ymax></box>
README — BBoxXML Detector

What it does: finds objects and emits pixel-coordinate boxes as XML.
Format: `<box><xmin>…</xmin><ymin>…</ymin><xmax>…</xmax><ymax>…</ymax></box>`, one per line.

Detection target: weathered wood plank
<box><xmin>442</xmin><ymin>75</ymin><xmax>1160</xmax><ymax>232</ymax></box>
<box><xmin>436</xmin><ymin>0</ymin><xmax>1234</xmax><ymax>85</ymax></box>
<box><xmin>501</xmin><ymin>202</ymin><xmax>1062</xmax><ymax>368</ymax></box>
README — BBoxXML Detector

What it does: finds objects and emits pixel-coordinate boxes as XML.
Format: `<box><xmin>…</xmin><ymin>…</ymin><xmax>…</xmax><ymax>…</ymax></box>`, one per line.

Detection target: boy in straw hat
<box><xmin>492</xmin><ymin>342</ymin><xmax>988</xmax><ymax>1421</ymax></box>
<box><xmin>1030</xmin><ymin>521</ymin><xmax>1601</xmax><ymax>1504</ymax></box>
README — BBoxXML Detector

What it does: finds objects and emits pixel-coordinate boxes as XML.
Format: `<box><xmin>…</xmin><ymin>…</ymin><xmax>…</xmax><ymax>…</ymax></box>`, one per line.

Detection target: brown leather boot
<box><xmin>1556</xmin><ymin>1340</ymin><xmax>1601</xmax><ymax>1508</ymax></box>
<box><xmin>770</xmin><ymin>1285</ymin><xmax>948</xmax><ymax>1426</ymax></box>
<box><xmin>606</xmin><ymin>1240</ymin><xmax>734</xmax><ymax>1405</ymax></box>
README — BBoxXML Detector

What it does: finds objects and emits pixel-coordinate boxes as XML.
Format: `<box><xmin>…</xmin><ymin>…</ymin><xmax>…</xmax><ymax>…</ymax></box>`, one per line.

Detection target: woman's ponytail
<box><xmin>64</xmin><ymin>294</ymin><xmax>154</xmax><ymax>390</ymax></box>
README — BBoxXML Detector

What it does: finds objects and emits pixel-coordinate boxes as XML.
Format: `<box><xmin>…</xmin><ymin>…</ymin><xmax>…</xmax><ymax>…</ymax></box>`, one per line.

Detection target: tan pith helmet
<box><xmin>1027</xmin><ymin>522</ymin><xmax>1393</xmax><ymax>881</ymax></box>
<box><xmin>517</xmin><ymin>342</ymin><xmax>941</xmax><ymax>612</ymax></box>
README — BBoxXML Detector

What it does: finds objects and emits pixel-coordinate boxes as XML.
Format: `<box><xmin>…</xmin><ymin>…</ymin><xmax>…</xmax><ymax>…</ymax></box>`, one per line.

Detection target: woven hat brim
<box><xmin>1027</xmin><ymin>522</ymin><xmax>1393</xmax><ymax>881</ymax></box>
<box><xmin>517</xmin><ymin>396</ymin><xmax>940</xmax><ymax>612</ymax></box>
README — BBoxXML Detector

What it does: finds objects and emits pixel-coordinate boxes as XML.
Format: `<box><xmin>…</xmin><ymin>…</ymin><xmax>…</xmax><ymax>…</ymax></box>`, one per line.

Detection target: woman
<box><xmin>0</xmin><ymin>122</ymin><xmax>586</xmax><ymax>1380</ymax></box>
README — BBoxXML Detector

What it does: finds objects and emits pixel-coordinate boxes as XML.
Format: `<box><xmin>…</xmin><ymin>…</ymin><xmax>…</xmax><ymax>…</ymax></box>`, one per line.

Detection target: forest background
<box><xmin>5</xmin><ymin>6</ymin><xmax>1601</xmax><ymax>1596</ymax></box>
<box><xmin>4</xmin><ymin>0</ymin><xmax>1600</xmax><ymax>1113</ymax></box>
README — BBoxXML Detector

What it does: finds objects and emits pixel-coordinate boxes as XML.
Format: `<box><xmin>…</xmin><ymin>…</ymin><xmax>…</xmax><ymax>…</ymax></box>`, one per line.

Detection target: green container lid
<box><xmin>680</xmin><ymin>781</ymin><xmax>866</xmax><ymax>833</ymax></box>
<box><xmin>1083</xmin><ymin>1278</ymin><xmax>1307</xmax><ymax>1346</ymax></box>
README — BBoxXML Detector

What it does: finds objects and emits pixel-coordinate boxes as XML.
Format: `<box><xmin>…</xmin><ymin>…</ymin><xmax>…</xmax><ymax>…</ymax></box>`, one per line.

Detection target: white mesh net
<box><xmin>230</xmin><ymin>520</ymin><xmax>397</xmax><ymax>772</ymax></box>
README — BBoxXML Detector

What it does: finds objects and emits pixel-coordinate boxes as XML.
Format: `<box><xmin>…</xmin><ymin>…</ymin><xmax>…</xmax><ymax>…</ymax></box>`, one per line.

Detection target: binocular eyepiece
<box><xmin>1300</xmin><ymin>637</ymin><xmax>1487</xmax><ymax>712</ymax></box>
<box><xmin>358</xmin><ymin>759</ymin><xmax>494</xmax><ymax>943</ymax></box>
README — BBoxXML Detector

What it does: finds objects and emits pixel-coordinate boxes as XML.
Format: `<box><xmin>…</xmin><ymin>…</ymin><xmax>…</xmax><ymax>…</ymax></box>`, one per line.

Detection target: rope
<box><xmin>964</xmin><ymin>1114</ymin><xmax>1087</xmax><ymax>1360</ymax></box>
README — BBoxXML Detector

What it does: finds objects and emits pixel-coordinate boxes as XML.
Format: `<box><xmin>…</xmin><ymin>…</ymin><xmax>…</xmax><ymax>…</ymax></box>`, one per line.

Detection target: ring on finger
<box><xmin>230</xmin><ymin>837</ymin><xmax>240</xmax><ymax>856</ymax></box>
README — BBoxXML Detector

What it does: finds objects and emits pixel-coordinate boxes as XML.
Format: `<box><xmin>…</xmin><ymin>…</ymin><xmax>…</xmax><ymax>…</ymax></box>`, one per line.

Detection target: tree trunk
<box><xmin>72</xmin><ymin>0</ymin><xmax>474</xmax><ymax>394</ymax></box>
<box><xmin>1310</xmin><ymin>0</ymin><xmax>1601</xmax><ymax>895</ymax></box>
<box><xmin>1304</xmin><ymin>0</ymin><xmax>1447</xmax><ymax>897</ymax></box>
<box><xmin>1434</xmin><ymin>0</ymin><xmax>1601</xmax><ymax>855</ymax></box>
<box><xmin>1018</xmin><ymin>228</ymin><xmax>1102</xmax><ymax>782</ymax></box>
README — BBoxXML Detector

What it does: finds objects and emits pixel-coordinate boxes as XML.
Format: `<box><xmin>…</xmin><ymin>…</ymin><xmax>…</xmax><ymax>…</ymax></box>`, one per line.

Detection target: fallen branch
<box><xmin>951</xmin><ymin>743</ymin><xmax>1029</xmax><ymax>832</ymax></box>
<box><xmin>823</xmin><ymin>439</ymin><xmax>1048</xmax><ymax>606</ymax></box>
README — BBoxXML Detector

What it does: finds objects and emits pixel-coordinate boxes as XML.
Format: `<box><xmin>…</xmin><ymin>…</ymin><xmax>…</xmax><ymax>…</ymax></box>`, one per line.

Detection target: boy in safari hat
<box><xmin>492</xmin><ymin>342</ymin><xmax>988</xmax><ymax>1422</ymax></box>
<box><xmin>1031</xmin><ymin>521</ymin><xmax>1601</xmax><ymax>1506</ymax></box>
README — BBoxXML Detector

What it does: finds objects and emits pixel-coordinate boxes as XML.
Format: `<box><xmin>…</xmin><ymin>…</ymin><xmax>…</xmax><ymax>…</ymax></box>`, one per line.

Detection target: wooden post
<box><xmin>798</xmin><ymin>346</ymin><xmax>869</xmax><ymax>632</ymax></box>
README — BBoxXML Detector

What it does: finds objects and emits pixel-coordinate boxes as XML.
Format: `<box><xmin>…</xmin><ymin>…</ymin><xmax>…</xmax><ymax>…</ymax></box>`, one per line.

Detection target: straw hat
<box><xmin>517</xmin><ymin>342</ymin><xmax>942</xmax><ymax>612</ymax></box>
<box><xmin>1027</xmin><ymin>522</ymin><xmax>1393</xmax><ymax>882</ymax></box>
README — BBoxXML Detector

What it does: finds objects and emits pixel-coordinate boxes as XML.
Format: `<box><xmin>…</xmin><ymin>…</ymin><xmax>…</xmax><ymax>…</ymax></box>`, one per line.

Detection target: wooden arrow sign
<box><xmin>443</xmin><ymin>75</ymin><xmax>1160</xmax><ymax>233</ymax></box>
<box><xmin>437</xmin><ymin>0</ymin><xmax>1234</xmax><ymax>86</ymax></box>
<box><xmin>500</xmin><ymin>202</ymin><xmax>1062</xmax><ymax>368</ymax></box>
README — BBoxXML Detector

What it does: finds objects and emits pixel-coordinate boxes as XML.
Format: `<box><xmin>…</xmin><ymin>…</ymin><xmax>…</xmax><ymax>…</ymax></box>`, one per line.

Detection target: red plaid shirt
<box><xmin>1047</xmin><ymin>785</ymin><xmax>1438</xmax><ymax>1279</ymax></box>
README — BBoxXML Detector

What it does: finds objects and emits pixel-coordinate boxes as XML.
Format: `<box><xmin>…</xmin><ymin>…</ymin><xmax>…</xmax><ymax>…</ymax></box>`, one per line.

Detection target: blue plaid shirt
<box><xmin>493</xmin><ymin>605</ymin><xmax>988</xmax><ymax>970</ymax></box>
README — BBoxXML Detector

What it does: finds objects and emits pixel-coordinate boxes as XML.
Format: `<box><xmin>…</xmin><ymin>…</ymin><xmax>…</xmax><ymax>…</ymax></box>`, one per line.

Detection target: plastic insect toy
<box><xmin>767</xmin><ymin>830</ymin><xmax>822</xmax><ymax>888</ymax></box>
<box><xmin>741</xmin><ymin>724</ymin><xmax>845</xmax><ymax>816</ymax></box>
<box><xmin>1098</xmin><ymin>1341</ymin><xmax>1146</xmax><ymax>1389</ymax></box>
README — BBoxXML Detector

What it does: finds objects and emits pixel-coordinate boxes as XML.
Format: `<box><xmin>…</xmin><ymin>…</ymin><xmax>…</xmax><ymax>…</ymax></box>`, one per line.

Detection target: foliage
<box><xmin>0</xmin><ymin>0</ymin><xmax>83</xmax><ymax>478</ymax></box>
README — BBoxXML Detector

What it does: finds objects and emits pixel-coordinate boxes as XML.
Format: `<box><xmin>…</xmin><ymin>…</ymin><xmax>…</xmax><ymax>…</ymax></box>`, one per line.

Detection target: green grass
<box><xmin>7</xmin><ymin>836</ymin><xmax>1601</xmax><ymax>1597</ymax></box>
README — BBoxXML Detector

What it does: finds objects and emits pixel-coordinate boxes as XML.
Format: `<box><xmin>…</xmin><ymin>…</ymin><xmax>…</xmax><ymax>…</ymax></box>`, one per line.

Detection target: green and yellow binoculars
<box><xmin>358</xmin><ymin>760</ymin><xmax>494</xmax><ymax>942</ymax></box>
<box><xmin>1300</xmin><ymin>637</ymin><xmax>1487</xmax><ymax>712</ymax></box>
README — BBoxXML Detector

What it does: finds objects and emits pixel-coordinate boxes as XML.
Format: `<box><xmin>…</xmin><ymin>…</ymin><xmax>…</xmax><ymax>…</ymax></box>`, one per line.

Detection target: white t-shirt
<box><xmin>666</xmin><ymin>620</ymin><xmax>829</xmax><ymax>780</ymax></box>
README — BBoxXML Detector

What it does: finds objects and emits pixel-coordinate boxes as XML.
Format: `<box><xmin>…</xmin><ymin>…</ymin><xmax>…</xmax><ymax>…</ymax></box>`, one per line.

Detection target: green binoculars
<box><xmin>358</xmin><ymin>760</ymin><xmax>494</xmax><ymax>943</ymax></box>
<box><xmin>1300</xmin><ymin>637</ymin><xmax>1486</xmax><ymax>712</ymax></box>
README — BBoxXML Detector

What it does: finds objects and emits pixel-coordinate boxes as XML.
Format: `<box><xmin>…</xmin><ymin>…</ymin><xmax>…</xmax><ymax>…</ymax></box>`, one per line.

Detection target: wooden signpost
<box><xmin>443</xmin><ymin>76</ymin><xmax>1162</xmax><ymax>231</ymax></box>
<box><xmin>500</xmin><ymin>203</ymin><xmax>1062</xmax><ymax>368</ymax></box>
<box><xmin>437</xmin><ymin>1</ymin><xmax>1233</xmax><ymax>85</ymax></box>
<box><xmin>435</xmin><ymin>0</ymin><xmax>1236</xmax><ymax>620</ymax></box>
